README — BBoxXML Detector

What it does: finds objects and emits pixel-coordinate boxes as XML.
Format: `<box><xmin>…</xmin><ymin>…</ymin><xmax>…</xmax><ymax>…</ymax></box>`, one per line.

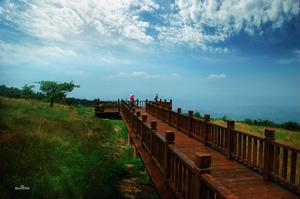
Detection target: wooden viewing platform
<box><xmin>94</xmin><ymin>99</ymin><xmax>300</xmax><ymax>198</ymax></box>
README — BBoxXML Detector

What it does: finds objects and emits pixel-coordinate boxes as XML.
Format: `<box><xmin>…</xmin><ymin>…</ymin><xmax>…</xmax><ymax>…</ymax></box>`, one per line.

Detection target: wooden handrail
<box><xmin>120</xmin><ymin>100</ymin><xmax>238</xmax><ymax>198</ymax></box>
<box><xmin>97</xmin><ymin>99</ymin><xmax>300</xmax><ymax>194</ymax></box>
<box><xmin>145</xmin><ymin>100</ymin><xmax>300</xmax><ymax>193</ymax></box>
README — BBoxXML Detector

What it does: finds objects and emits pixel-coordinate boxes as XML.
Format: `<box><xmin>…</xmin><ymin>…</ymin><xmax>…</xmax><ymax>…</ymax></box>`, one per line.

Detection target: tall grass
<box><xmin>212</xmin><ymin>119</ymin><xmax>300</xmax><ymax>147</ymax></box>
<box><xmin>0</xmin><ymin>97</ymin><xmax>159</xmax><ymax>198</ymax></box>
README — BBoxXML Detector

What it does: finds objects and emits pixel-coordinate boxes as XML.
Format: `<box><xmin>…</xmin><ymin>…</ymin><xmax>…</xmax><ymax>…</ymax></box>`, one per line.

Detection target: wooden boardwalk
<box><xmin>133</xmin><ymin>107</ymin><xmax>298</xmax><ymax>198</ymax></box>
<box><xmin>95</xmin><ymin>99</ymin><xmax>300</xmax><ymax>198</ymax></box>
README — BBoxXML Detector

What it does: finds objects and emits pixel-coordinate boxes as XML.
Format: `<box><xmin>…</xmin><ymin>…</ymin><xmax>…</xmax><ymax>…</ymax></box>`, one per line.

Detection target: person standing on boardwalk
<box><xmin>130</xmin><ymin>94</ymin><xmax>135</xmax><ymax>107</ymax></box>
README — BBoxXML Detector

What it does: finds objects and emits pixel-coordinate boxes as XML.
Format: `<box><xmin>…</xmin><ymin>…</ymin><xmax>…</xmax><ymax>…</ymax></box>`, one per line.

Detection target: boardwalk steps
<box><xmin>95</xmin><ymin>99</ymin><xmax>300</xmax><ymax>198</ymax></box>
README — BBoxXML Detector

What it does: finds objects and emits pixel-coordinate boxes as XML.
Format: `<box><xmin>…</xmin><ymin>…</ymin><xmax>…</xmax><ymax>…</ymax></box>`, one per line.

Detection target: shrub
<box><xmin>194</xmin><ymin>111</ymin><xmax>202</xmax><ymax>118</ymax></box>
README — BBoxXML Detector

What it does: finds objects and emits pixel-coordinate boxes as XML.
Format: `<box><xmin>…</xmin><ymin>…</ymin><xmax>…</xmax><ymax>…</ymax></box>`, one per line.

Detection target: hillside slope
<box><xmin>0</xmin><ymin>97</ymin><xmax>159</xmax><ymax>199</ymax></box>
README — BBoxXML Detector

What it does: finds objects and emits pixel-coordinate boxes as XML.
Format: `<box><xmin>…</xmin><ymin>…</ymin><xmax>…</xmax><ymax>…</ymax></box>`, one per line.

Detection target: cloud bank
<box><xmin>0</xmin><ymin>0</ymin><xmax>298</xmax><ymax>51</ymax></box>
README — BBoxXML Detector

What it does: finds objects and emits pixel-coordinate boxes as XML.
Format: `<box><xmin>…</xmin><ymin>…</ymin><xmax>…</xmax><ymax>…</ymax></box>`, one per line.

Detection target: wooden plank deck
<box><xmin>131</xmin><ymin>107</ymin><xmax>299</xmax><ymax>199</ymax></box>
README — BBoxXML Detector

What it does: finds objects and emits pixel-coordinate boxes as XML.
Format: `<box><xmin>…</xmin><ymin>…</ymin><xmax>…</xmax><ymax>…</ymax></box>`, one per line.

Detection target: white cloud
<box><xmin>0</xmin><ymin>41</ymin><xmax>77</xmax><ymax>65</ymax></box>
<box><xmin>109</xmin><ymin>71</ymin><xmax>181</xmax><ymax>80</ymax></box>
<box><xmin>0</xmin><ymin>0</ymin><xmax>158</xmax><ymax>43</ymax></box>
<box><xmin>156</xmin><ymin>0</ymin><xmax>299</xmax><ymax>49</ymax></box>
<box><xmin>0</xmin><ymin>0</ymin><xmax>298</xmax><ymax>52</ymax></box>
<box><xmin>277</xmin><ymin>49</ymin><xmax>300</xmax><ymax>65</ymax></box>
<box><xmin>0</xmin><ymin>41</ymin><xmax>76</xmax><ymax>57</ymax></box>
<box><xmin>207</xmin><ymin>73</ymin><xmax>226</xmax><ymax>80</ymax></box>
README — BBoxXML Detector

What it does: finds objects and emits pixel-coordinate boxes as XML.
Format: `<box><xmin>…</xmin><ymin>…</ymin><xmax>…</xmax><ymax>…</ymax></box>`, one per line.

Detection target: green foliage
<box><xmin>0</xmin><ymin>84</ymin><xmax>93</xmax><ymax>107</ymax></box>
<box><xmin>279</xmin><ymin>122</ymin><xmax>300</xmax><ymax>131</ymax></box>
<box><xmin>194</xmin><ymin>111</ymin><xmax>202</xmax><ymax>118</ymax></box>
<box><xmin>0</xmin><ymin>85</ymin><xmax>22</xmax><ymax>98</ymax></box>
<box><xmin>241</xmin><ymin>118</ymin><xmax>300</xmax><ymax>131</ymax></box>
<box><xmin>38</xmin><ymin>81</ymin><xmax>80</xmax><ymax>107</ymax></box>
<box><xmin>222</xmin><ymin>115</ymin><xmax>227</xmax><ymax>121</ymax></box>
<box><xmin>21</xmin><ymin>84</ymin><xmax>35</xmax><ymax>99</ymax></box>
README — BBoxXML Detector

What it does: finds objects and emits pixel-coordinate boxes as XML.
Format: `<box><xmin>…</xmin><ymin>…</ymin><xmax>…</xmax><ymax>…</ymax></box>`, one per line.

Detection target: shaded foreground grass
<box><xmin>0</xmin><ymin>97</ymin><xmax>159</xmax><ymax>199</ymax></box>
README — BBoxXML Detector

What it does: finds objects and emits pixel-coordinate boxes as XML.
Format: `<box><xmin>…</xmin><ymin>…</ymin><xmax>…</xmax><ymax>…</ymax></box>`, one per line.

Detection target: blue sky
<box><xmin>0</xmin><ymin>0</ymin><xmax>300</xmax><ymax>122</ymax></box>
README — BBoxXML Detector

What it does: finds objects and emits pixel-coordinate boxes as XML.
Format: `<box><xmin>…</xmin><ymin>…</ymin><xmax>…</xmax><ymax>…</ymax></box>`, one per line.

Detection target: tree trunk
<box><xmin>50</xmin><ymin>98</ymin><xmax>54</xmax><ymax>107</ymax></box>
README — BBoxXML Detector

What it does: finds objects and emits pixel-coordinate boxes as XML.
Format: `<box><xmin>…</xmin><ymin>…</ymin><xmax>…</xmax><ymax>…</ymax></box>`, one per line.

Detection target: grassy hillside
<box><xmin>213</xmin><ymin>119</ymin><xmax>300</xmax><ymax>148</ymax></box>
<box><xmin>0</xmin><ymin>97</ymin><xmax>159</xmax><ymax>199</ymax></box>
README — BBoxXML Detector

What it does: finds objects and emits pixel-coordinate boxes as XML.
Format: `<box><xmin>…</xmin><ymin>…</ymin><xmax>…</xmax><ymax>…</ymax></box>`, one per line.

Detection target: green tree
<box><xmin>194</xmin><ymin>111</ymin><xmax>202</xmax><ymax>118</ymax></box>
<box><xmin>38</xmin><ymin>81</ymin><xmax>79</xmax><ymax>107</ymax></box>
<box><xmin>21</xmin><ymin>84</ymin><xmax>35</xmax><ymax>99</ymax></box>
<box><xmin>222</xmin><ymin>115</ymin><xmax>227</xmax><ymax>121</ymax></box>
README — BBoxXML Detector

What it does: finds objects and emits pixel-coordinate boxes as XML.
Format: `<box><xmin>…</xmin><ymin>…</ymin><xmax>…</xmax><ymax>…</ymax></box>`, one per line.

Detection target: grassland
<box><xmin>0</xmin><ymin>97</ymin><xmax>159</xmax><ymax>199</ymax></box>
<box><xmin>212</xmin><ymin>119</ymin><xmax>300</xmax><ymax>148</ymax></box>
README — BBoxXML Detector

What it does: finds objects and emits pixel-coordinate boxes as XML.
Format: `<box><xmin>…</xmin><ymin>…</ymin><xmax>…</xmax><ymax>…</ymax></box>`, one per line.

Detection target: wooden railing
<box><xmin>145</xmin><ymin>101</ymin><xmax>300</xmax><ymax>193</ymax></box>
<box><xmin>94</xmin><ymin>99</ymin><xmax>146</xmax><ymax>113</ymax></box>
<box><xmin>94</xmin><ymin>99</ymin><xmax>120</xmax><ymax>112</ymax></box>
<box><xmin>149</xmin><ymin>99</ymin><xmax>172</xmax><ymax>110</ymax></box>
<box><xmin>121</xmin><ymin>100</ymin><xmax>238</xmax><ymax>199</ymax></box>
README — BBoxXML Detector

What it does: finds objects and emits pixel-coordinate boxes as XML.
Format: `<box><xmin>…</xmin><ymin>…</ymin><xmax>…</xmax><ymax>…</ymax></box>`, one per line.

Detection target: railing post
<box><xmin>194</xmin><ymin>153</ymin><xmax>212</xmax><ymax>198</ymax></box>
<box><xmin>131</xmin><ymin>108</ymin><xmax>136</xmax><ymax>130</ymax></box>
<box><xmin>204</xmin><ymin>114</ymin><xmax>210</xmax><ymax>146</ymax></box>
<box><xmin>118</xmin><ymin>99</ymin><xmax>120</xmax><ymax>112</ymax></box>
<box><xmin>142</xmin><ymin>115</ymin><xmax>147</xmax><ymax>122</ymax></box>
<box><xmin>226</xmin><ymin>120</ymin><xmax>235</xmax><ymax>159</ymax></box>
<box><xmin>176</xmin><ymin>108</ymin><xmax>181</xmax><ymax>130</ymax></box>
<box><xmin>195</xmin><ymin>153</ymin><xmax>211</xmax><ymax>174</ymax></box>
<box><xmin>136</xmin><ymin>99</ymin><xmax>139</xmax><ymax>108</ymax></box>
<box><xmin>188</xmin><ymin>110</ymin><xmax>193</xmax><ymax>137</ymax></box>
<box><xmin>145</xmin><ymin>99</ymin><xmax>148</xmax><ymax>111</ymax></box>
<box><xmin>136</xmin><ymin>111</ymin><xmax>141</xmax><ymax>135</ymax></box>
<box><xmin>150</xmin><ymin>121</ymin><xmax>157</xmax><ymax>156</ymax></box>
<box><xmin>134</xmin><ymin>146</ymin><xmax>138</xmax><ymax>157</ymax></box>
<box><xmin>170</xmin><ymin>99</ymin><xmax>172</xmax><ymax>110</ymax></box>
<box><xmin>164</xmin><ymin>131</ymin><xmax>175</xmax><ymax>184</ymax></box>
<box><xmin>127</xmin><ymin>131</ymin><xmax>132</xmax><ymax>145</ymax></box>
<box><xmin>141</xmin><ymin>115</ymin><xmax>147</xmax><ymax>147</ymax></box>
<box><xmin>263</xmin><ymin>129</ymin><xmax>275</xmax><ymax>181</ymax></box>
<box><xmin>168</xmin><ymin>109</ymin><xmax>171</xmax><ymax>124</ymax></box>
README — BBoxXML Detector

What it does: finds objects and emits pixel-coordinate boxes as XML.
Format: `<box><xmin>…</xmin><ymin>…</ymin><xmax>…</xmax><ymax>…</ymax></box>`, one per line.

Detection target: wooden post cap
<box><xmin>142</xmin><ymin>115</ymin><xmax>147</xmax><ymax>122</ymax></box>
<box><xmin>195</xmin><ymin>153</ymin><xmax>211</xmax><ymax>170</ymax></box>
<box><xmin>227</xmin><ymin>120</ymin><xmax>235</xmax><ymax>128</ymax></box>
<box><xmin>188</xmin><ymin>110</ymin><xmax>193</xmax><ymax>116</ymax></box>
<box><xmin>177</xmin><ymin>108</ymin><xmax>182</xmax><ymax>113</ymax></box>
<box><xmin>165</xmin><ymin>131</ymin><xmax>175</xmax><ymax>144</ymax></box>
<box><xmin>151</xmin><ymin>121</ymin><xmax>157</xmax><ymax>130</ymax></box>
<box><xmin>136</xmin><ymin>111</ymin><xmax>141</xmax><ymax>117</ymax></box>
<box><xmin>204</xmin><ymin>114</ymin><xmax>210</xmax><ymax>121</ymax></box>
<box><xmin>164</xmin><ymin>99</ymin><xmax>167</xmax><ymax>102</ymax></box>
<box><xmin>146</xmin><ymin>99</ymin><xmax>148</xmax><ymax>103</ymax></box>
<box><xmin>265</xmin><ymin>129</ymin><xmax>275</xmax><ymax>140</ymax></box>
